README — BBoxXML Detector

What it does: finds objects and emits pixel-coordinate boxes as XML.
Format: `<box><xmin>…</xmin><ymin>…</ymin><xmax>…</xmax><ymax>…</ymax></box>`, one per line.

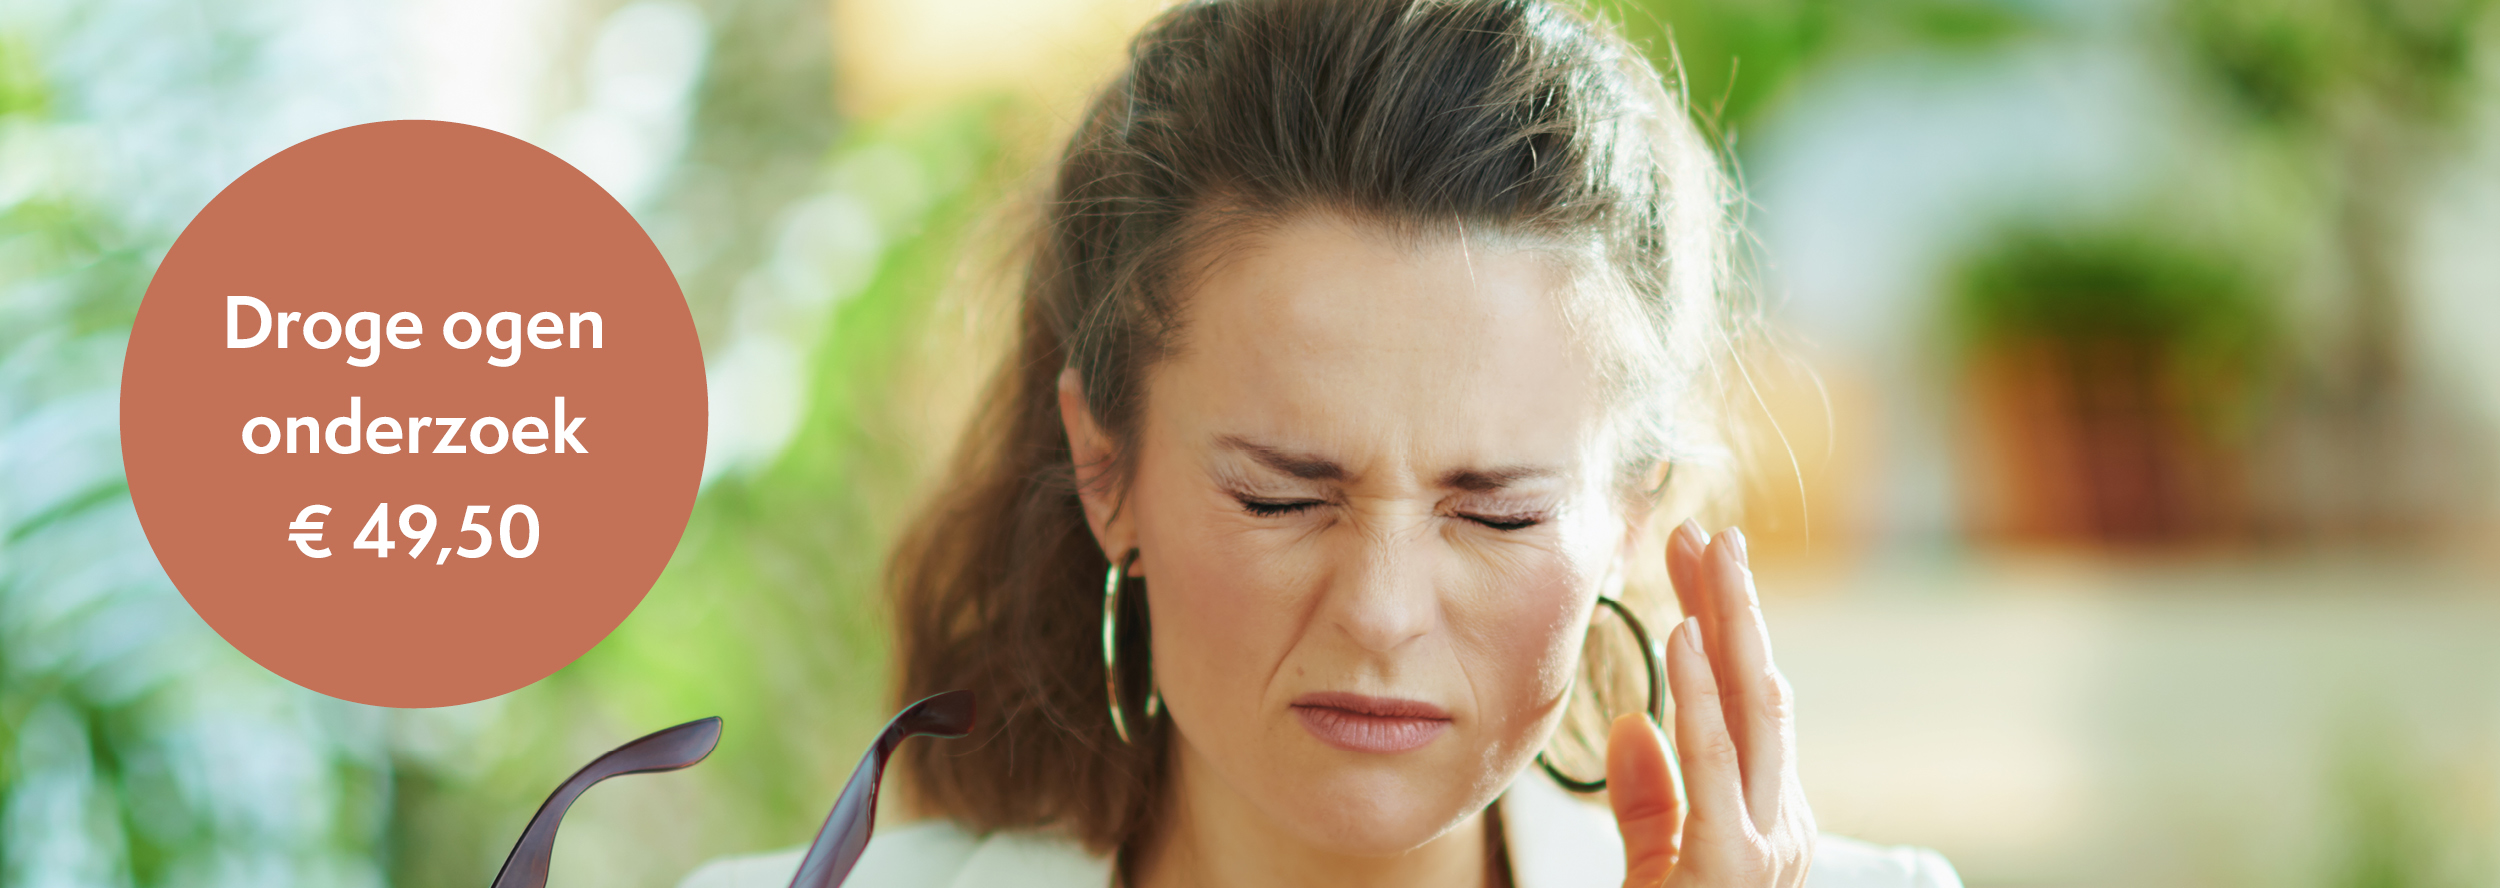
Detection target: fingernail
<box><xmin>1681</xmin><ymin>616</ymin><xmax>1703</xmax><ymax>656</ymax></box>
<box><xmin>1724</xmin><ymin>527</ymin><xmax>1748</xmax><ymax>565</ymax></box>
<box><xmin>1674</xmin><ymin>519</ymin><xmax>1705</xmax><ymax>552</ymax></box>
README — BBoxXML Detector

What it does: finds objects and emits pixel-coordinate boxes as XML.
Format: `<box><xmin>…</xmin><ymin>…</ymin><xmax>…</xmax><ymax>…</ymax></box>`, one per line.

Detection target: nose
<box><xmin>1315</xmin><ymin>509</ymin><xmax>1440</xmax><ymax>654</ymax></box>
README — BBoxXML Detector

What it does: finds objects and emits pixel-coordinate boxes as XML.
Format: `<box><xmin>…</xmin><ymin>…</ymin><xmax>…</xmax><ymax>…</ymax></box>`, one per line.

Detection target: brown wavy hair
<box><xmin>887</xmin><ymin>0</ymin><xmax>1737</xmax><ymax>857</ymax></box>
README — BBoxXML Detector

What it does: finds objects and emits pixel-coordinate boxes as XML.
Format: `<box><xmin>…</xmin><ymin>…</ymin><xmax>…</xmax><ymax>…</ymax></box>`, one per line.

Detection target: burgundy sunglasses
<box><xmin>489</xmin><ymin>690</ymin><xmax>977</xmax><ymax>888</ymax></box>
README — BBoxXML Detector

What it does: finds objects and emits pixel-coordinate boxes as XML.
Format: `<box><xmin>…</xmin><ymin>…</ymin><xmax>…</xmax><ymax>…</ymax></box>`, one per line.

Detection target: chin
<box><xmin>1264</xmin><ymin>753</ymin><xmax>1505</xmax><ymax>857</ymax></box>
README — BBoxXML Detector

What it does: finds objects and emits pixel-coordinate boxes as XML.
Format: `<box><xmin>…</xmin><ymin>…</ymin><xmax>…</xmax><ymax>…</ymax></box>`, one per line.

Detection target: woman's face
<box><xmin>1066</xmin><ymin>212</ymin><xmax>1640</xmax><ymax>857</ymax></box>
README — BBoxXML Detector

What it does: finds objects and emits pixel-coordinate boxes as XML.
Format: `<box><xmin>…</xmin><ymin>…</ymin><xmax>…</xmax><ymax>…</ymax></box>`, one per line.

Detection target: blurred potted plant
<box><xmin>2169</xmin><ymin>0</ymin><xmax>2494</xmax><ymax>537</ymax></box>
<box><xmin>1947</xmin><ymin>222</ymin><xmax>2277</xmax><ymax>546</ymax></box>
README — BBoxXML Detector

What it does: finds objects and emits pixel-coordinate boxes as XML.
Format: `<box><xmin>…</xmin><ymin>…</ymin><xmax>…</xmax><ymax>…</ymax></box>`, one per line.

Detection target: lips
<box><xmin>1290</xmin><ymin>691</ymin><xmax>1451</xmax><ymax>754</ymax></box>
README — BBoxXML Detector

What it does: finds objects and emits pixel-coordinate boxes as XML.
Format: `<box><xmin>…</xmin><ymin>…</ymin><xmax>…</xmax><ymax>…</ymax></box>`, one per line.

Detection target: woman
<box><xmin>685</xmin><ymin>0</ymin><xmax>1958</xmax><ymax>885</ymax></box>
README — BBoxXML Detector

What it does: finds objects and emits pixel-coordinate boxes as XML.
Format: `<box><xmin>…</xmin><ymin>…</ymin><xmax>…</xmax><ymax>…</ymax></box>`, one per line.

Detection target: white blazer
<box><xmin>676</xmin><ymin>770</ymin><xmax>1960</xmax><ymax>888</ymax></box>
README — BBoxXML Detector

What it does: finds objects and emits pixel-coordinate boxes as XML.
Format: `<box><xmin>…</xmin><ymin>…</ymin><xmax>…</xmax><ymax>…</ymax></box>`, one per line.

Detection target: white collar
<box><xmin>683</xmin><ymin>774</ymin><xmax>1949</xmax><ymax>888</ymax></box>
<box><xmin>936</xmin><ymin>770</ymin><xmax>1620</xmax><ymax>888</ymax></box>
<box><xmin>1495</xmin><ymin>768</ymin><xmax>1628</xmax><ymax>888</ymax></box>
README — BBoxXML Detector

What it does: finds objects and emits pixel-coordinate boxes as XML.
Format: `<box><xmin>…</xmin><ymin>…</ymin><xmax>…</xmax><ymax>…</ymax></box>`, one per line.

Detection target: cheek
<box><xmin>1448</xmin><ymin>544</ymin><xmax>1597</xmax><ymax>737</ymax></box>
<box><xmin>1450</xmin><ymin>492</ymin><xmax>1629</xmax><ymax>745</ymax></box>
<box><xmin>1131</xmin><ymin>485</ymin><xmax>1309</xmax><ymax>721</ymax></box>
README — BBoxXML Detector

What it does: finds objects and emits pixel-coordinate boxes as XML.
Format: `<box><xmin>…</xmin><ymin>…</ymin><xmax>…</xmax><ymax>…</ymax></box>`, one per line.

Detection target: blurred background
<box><xmin>2</xmin><ymin>0</ymin><xmax>2496</xmax><ymax>885</ymax></box>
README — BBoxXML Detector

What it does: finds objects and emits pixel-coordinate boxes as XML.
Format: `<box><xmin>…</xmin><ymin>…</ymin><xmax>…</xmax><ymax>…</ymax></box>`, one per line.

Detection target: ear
<box><xmin>1059</xmin><ymin>367</ymin><xmax>1135</xmax><ymax>567</ymax></box>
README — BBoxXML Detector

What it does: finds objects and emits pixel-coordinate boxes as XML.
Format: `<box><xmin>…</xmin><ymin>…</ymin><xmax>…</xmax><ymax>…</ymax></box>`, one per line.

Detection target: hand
<box><xmin>1608</xmin><ymin>522</ymin><xmax>1815</xmax><ymax>888</ymax></box>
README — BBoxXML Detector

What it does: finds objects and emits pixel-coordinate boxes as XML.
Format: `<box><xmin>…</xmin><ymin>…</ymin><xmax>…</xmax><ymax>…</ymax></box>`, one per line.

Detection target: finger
<box><xmin>1703</xmin><ymin>528</ymin><xmax>1791</xmax><ymax>830</ymax></box>
<box><xmin>1666</xmin><ymin>615</ymin><xmax>1746</xmax><ymax>846</ymax></box>
<box><xmin>1665</xmin><ymin>519</ymin><xmax>1711</xmax><ymax>628</ymax></box>
<box><xmin>1608</xmin><ymin>713</ymin><xmax>1681</xmax><ymax>887</ymax></box>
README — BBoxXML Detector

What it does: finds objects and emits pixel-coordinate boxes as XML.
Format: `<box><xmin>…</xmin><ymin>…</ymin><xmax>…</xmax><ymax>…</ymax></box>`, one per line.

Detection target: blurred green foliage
<box><xmin>0</xmin><ymin>0</ymin><xmax>1009</xmax><ymax>884</ymax></box>
<box><xmin>2166</xmin><ymin>0</ymin><xmax>2493</xmax><ymax>411</ymax></box>
<box><xmin>2175</xmin><ymin>0</ymin><xmax>2492</xmax><ymax>131</ymax></box>
<box><xmin>2</xmin><ymin>21</ymin><xmax>398</xmax><ymax>888</ymax></box>
<box><xmin>2323</xmin><ymin>707</ymin><xmax>2489</xmax><ymax>888</ymax></box>
<box><xmin>1594</xmin><ymin>0</ymin><xmax>2046</xmax><ymax>134</ymax></box>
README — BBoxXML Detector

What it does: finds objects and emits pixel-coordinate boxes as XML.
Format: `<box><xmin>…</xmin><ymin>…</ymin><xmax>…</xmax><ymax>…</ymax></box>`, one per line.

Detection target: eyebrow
<box><xmin>1437</xmin><ymin>464</ymin><xmax>1561</xmax><ymax>492</ymax></box>
<box><xmin>1217</xmin><ymin>434</ymin><xmax>1345</xmax><ymax>481</ymax></box>
<box><xmin>1214</xmin><ymin>434</ymin><xmax>1561</xmax><ymax>490</ymax></box>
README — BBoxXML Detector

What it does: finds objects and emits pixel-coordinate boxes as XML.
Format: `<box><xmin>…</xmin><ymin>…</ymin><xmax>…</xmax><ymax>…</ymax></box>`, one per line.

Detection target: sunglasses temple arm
<box><xmin>491</xmin><ymin>769</ymin><xmax>600</xmax><ymax>888</ymax></box>
<box><xmin>492</xmin><ymin>717</ymin><xmax>724</xmax><ymax>888</ymax></box>
<box><xmin>787</xmin><ymin>725</ymin><xmax>909</xmax><ymax>888</ymax></box>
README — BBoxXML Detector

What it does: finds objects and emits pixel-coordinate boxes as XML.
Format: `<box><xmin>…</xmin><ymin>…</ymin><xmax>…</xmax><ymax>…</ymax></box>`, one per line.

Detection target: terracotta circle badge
<box><xmin>121</xmin><ymin>120</ymin><xmax>706</xmax><ymax>708</ymax></box>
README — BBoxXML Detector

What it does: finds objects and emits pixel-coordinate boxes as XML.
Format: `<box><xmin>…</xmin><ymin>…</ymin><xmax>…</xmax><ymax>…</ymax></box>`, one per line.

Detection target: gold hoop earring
<box><xmin>1101</xmin><ymin>549</ymin><xmax>1160</xmax><ymax>745</ymax></box>
<box><xmin>1536</xmin><ymin>595</ymin><xmax>1666</xmax><ymax>793</ymax></box>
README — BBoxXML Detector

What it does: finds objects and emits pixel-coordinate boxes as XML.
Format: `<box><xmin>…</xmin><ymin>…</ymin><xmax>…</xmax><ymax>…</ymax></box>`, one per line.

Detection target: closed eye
<box><xmin>1237</xmin><ymin>495</ymin><xmax>1324</xmax><ymax>518</ymax></box>
<box><xmin>1460</xmin><ymin>512</ymin><xmax>1545</xmax><ymax>531</ymax></box>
